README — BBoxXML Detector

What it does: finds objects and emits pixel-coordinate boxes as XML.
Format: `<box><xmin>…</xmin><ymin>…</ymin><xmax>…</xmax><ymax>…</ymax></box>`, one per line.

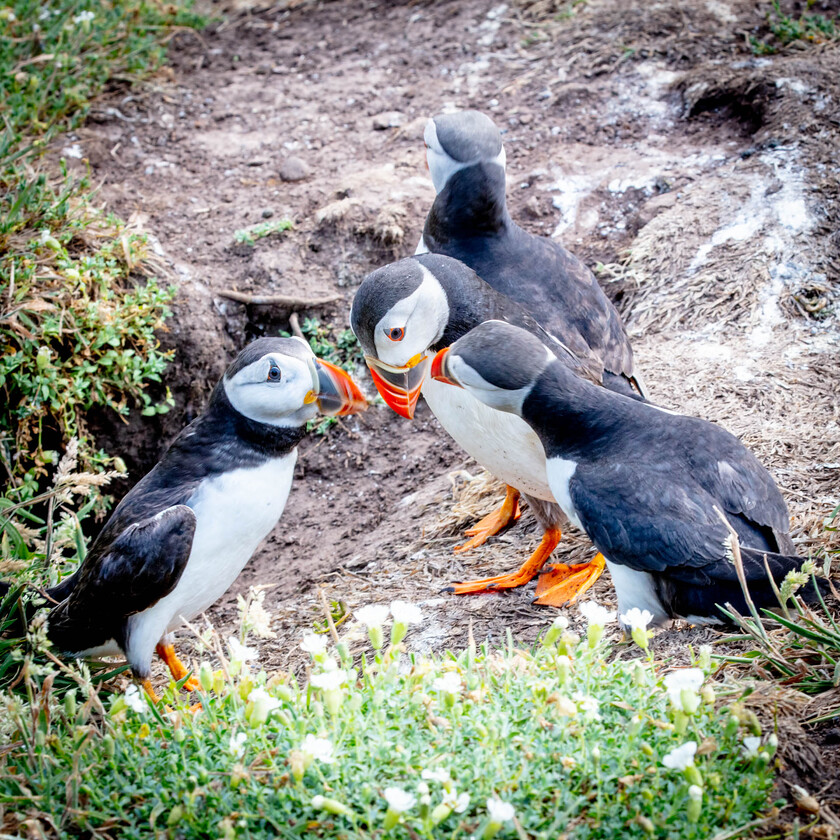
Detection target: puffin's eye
<box><xmin>266</xmin><ymin>363</ymin><xmax>282</xmax><ymax>382</ymax></box>
<box><xmin>386</xmin><ymin>327</ymin><xmax>405</xmax><ymax>342</ymax></box>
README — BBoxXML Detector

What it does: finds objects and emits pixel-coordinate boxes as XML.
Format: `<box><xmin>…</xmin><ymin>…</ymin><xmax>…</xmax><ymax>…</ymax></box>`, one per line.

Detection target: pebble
<box><xmin>372</xmin><ymin>110</ymin><xmax>404</xmax><ymax>130</ymax></box>
<box><xmin>279</xmin><ymin>156</ymin><xmax>310</xmax><ymax>181</ymax></box>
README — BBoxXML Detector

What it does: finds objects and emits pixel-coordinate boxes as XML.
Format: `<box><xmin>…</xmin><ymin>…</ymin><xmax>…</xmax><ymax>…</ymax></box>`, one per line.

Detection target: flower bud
<box><xmin>103</xmin><ymin>733</ymin><xmax>115</xmax><ymax>758</ymax></box>
<box><xmin>63</xmin><ymin>691</ymin><xmax>76</xmax><ymax>719</ymax></box>
<box><xmin>700</xmin><ymin>685</ymin><xmax>715</xmax><ymax>705</ymax></box>
<box><xmin>543</xmin><ymin>616</ymin><xmax>569</xmax><ymax>647</ymax></box>
<box><xmin>369</xmin><ymin>625</ymin><xmax>384</xmax><ymax>650</ymax></box>
<box><xmin>680</xmin><ymin>688</ymin><xmax>700</xmax><ymax>715</ymax></box>
<box><xmin>312</xmin><ymin>794</ymin><xmax>352</xmax><ymax>816</ymax></box>
<box><xmin>631</xmin><ymin>626</ymin><xmax>649</xmax><ymax>650</ymax></box>
<box><xmin>686</xmin><ymin>785</ymin><xmax>703</xmax><ymax>822</ymax></box>
<box><xmin>431</xmin><ymin>802</ymin><xmax>453</xmax><ymax>825</ymax></box>
<box><xmin>685</xmin><ymin>765</ymin><xmax>703</xmax><ymax>788</ymax></box>
<box><xmin>724</xmin><ymin>714</ymin><xmax>740</xmax><ymax>738</ymax></box>
<box><xmin>198</xmin><ymin>661</ymin><xmax>214</xmax><ymax>692</ymax></box>
<box><xmin>167</xmin><ymin>805</ymin><xmax>185</xmax><ymax>826</ymax></box>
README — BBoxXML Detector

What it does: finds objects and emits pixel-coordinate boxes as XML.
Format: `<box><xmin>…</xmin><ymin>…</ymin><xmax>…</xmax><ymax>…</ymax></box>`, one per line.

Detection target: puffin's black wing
<box><xmin>569</xmin><ymin>462</ymin><xmax>731</xmax><ymax>574</ymax></box>
<box><xmin>681</xmin><ymin>418</ymin><xmax>794</xmax><ymax>554</ymax></box>
<box><xmin>47</xmin><ymin>505</ymin><xmax>196</xmax><ymax>654</ymax></box>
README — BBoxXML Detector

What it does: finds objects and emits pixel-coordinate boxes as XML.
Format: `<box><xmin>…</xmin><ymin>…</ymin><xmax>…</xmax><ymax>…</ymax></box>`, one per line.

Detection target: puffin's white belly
<box><xmin>422</xmin><ymin>376</ymin><xmax>553</xmax><ymax>500</ymax></box>
<box><xmin>125</xmin><ymin>452</ymin><xmax>297</xmax><ymax>665</ymax></box>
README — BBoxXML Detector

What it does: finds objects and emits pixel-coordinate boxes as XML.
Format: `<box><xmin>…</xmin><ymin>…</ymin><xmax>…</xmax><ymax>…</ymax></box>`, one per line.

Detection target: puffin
<box><xmin>351</xmin><ymin>253</ymin><xmax>632</xmax><ymax>606</ymax></box>
<box><xmin>430</xmin><ymin>320</ymin><xmax>818</xmax><ymax>624</ymax></box>
<box><xmin>417</xmin><ymin>110</ymin><xmax>642</xmax><ymax>400</ymax></box>
<box><xmin>6</xmin><ymin>337</ymin><xmax>365</xmax><ymax>697</ymax></box>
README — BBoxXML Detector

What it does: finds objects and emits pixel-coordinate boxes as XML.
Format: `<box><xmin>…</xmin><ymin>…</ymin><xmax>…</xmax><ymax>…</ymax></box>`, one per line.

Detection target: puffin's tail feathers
<box><xmin>661</xmin><ymin>547</ymin><xmax>832</xmax><ymax>624</ymax></box>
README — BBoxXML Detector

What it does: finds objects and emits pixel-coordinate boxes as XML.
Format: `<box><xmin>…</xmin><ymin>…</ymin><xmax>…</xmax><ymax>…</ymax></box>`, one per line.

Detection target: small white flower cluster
<box><xmin>355</xmin><ymin>600</ymin><xmax>424</xmax><ymax>649</ymax></box>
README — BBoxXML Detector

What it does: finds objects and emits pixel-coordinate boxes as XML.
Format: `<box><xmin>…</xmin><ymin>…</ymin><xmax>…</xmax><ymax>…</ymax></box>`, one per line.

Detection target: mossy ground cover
<box><xmin>0</xmin><ymin>597</ymin><xmax>776</xmax><ymax>839</ymax></box>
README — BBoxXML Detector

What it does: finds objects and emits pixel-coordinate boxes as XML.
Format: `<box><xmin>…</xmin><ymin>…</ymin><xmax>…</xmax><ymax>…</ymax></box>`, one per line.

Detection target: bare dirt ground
<box><xmin>57</xmin><ymin>0</ymin><xmax>839</xmax><ymax>828</ymax></box>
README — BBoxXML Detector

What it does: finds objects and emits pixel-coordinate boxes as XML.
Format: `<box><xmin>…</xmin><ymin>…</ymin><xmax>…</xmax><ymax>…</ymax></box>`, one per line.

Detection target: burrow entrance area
<box><xmin>58</xmin><ymin>0</ymin><xmax>838</xmax><ymax>804</ymax></box>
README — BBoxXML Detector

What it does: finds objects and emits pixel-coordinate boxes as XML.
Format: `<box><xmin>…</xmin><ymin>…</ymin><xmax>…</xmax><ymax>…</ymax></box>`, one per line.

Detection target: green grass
<box><xmin>1</xmin><ymin>1</ymin><xmax>204</xmax><ymax>500</ymax></box>
<box><xmin>0</xmin><ymin>603</ymin><xmax>776</xmax><ymax>839</ymax></box>
<box><xmin>750</xmin><ymin>0</ymin><xmax>839</xmax><ymax>54</ymax></box>
<box><xmin>0</xmin><ymin>0</ymin><xmax>204</xmax><ymax>680</ymax></box>
<box><xmin>717</xmin><ymin>510</ymin><xmax>840</xmax><ymax>724</ymax></box>
<box><xmin>233</xmin><ymin>218</ymin><xmax>294</xmax><ymax>245</ymax></box>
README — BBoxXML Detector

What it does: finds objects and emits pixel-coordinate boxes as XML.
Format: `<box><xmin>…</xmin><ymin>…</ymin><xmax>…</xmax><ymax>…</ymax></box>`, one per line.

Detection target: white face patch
<box><xmin>446</xmin><ymin>354</ymin><xmax>532</xmax><ymax>416</ymax></box>
<box><xmin>424</xmin><ymin>119</ymin><xmax>506</xmax><ymax>194</ymax></box>
<box><xmin>223</xmin><ymin>352</ymin><xmax>318</xmax><ymax>427</ymax></box>
<box><xmin>373</xmin><ymin>265</ymin><xmax>449</xmax><ymax>366</ymax></box>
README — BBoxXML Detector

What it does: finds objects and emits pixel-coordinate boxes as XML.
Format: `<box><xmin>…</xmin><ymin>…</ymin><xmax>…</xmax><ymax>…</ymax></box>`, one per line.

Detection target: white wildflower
<box><xmin>442</xmin><ymin>789</ymin><xmax>470</xmax><ymax>813</ymax></box>
<box><xmin>432</xmin><ymin>671</ymin><xmax>462</xmax><ymax>694</ymax></box>
<box><xmin>486</xmin><ymin>797</ymin><xmax>515</xmax><ymax>822</ymax></box>
<box><xmin>300</xmin><ymin>633</ymin><xmax>328</xmax><ymax>655</ymax></box>
<box><xmin>620</xmin><ymin>607</ymin><xmax>654</xmax><ymax>631</ymax></box>
<box><xmin>72</xmin><ymin>10</ymin><xmax>94</xmax><ymax>24</ymax></box>
<box><xmin>573</xmin><ymin>692</ymin><xmax>601</xmax><ymax>721</ymax></box>
<box><xmin>355</xmin><ymin>604</ymin><xmax>390</xmax><ymax>627</ymax></box>
<box><xmin>228</xmin><ymin>732</ymin><xmax>247</xmax><ymax>758</ymax></box>
<box><xmin>384</xmin><ymin>786</ymin><xmax>416</xmax><ymax>813</ymax></box>
<box><xmin>301</xmin><ymin>734</ymin><xmax>335</xmax><ymax>764</ymax></box>
<box><xmin>227</xmin><ymin>636</ymin><xmax>258</xmax><ymax>663</ymax></box>
<box><xmin>688</xmin><ymin>784</ymin><xmax>703</xmax><ymax>800</ymax></box>
<box><xmin>310</xmin><ymin>670</ymin><xmax>350</xmax><ymax>691</ymax></box>
<box><xmin>391</xmin><ymin>600</ymin><xmax>423</xmax><ymax>624</ymax></box>
<box><xmin>124</xmin><ymin>684</ymin><xmax>146</xmax><ymax>713</ymax></box>
<box><xmin>664</xmin><ymin>668</ymin><xmax>704</xmax><ymax>713</ymax></box>
<box><xmin>662</xmin><ymin>741</ymin><xmax>697</xmax><ymax>770</ymax></box>
<box><xmin>579</xmin><ymin>601</ymin><xmax>617</xmax><ymax>627</ymax></box>
<box><xmin>246</xmin><ymin>686</ymin><xmax>280</xmax><ymax>725</ymax></box>
<box><xmin>742</xmin><ymin>736</ymin><xmax>762</xmax><ymax>758</ymax></box>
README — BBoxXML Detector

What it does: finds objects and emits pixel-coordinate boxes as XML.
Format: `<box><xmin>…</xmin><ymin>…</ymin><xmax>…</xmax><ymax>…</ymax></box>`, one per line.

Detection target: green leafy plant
<box><xmin>233</xmin><ymin>218</ymin><xmax>294</xmax><ymax>246</ymax></box>
<box><xmin>750</xmin><ymin>0</ymin><xmax>839</xmax><ymax>54</ymax></box>
<box><xmin>717</xmin><ymin>510</ymin><xmax>840</xmax><ymax>724</ymax></box>
<box><xmin>0</xmin><ymin>597</ymin><xmax>776</xmax><ymax>839</ymax></box>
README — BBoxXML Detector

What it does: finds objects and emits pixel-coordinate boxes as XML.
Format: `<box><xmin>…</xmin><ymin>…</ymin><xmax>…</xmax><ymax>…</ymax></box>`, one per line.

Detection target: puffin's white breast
<box><xmin>125</xmin><ymin>452</ymin><xmax>297</xmax><ymax>661</ymax></box>
<box><xmin>422</xmin><ymin>375</ymin><xmax>553</xmax><ymax>500</ymax></box>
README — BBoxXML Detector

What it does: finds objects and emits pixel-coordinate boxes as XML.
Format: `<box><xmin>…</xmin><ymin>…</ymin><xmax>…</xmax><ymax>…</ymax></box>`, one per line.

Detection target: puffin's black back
<box><xmin>423</xmin><ymin>161</ymin><xmax>638</xmax><ymax>396</ymax></box>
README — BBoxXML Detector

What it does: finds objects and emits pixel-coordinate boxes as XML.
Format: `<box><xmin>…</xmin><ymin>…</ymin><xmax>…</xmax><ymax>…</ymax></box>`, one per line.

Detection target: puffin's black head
<box><xmin>424</xmin><ymin>110</ymin><xmax>506</xmax><ymax>194</ymax></box>
<box><xmin>351</xmin><ymin>255</ymin><xmax>460</xmax><ymax>419</ymax></box>
<box><xmin>430</xmin><ymin>321</ymin><xmax>552</xmax><ymax>416</ymax></box>
<box><xmin>221</xmin><ymin>336</ymin><xmax>366</xmax><ymax>427</ymax></box>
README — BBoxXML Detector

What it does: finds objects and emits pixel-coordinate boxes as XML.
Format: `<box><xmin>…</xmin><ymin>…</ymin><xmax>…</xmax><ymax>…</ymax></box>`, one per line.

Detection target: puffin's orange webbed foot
<box><xmin>142</xmin><ymin>678</ymin><xmax>162</xmax><ymax>704</ymax></box>
<box><xmin>155</xmin><ymin>642</ymin><xmax>199</xmax><ymax>692</ymax></box>
<box><xmin>446</xmin><ymin>526</ymin><xmax>562</xmax><ymax>595</ymax></box>
<box><xmin>533</xmin><ymin>552</ymin><xmax>606</xmax><ymax>607</ymax></box>
<box><xmin>454</xmin><ymin>485</ymin><xmax>521</xmax><ymax>554</ymax></box>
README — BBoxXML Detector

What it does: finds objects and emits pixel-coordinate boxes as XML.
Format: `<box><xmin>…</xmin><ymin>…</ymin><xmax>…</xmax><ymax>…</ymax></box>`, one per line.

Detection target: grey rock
<box><xmin>372</xmin><ymin>111</ymin><xmax>404</xmax><ymax>130</ymax></box>
<box><xmin>279</xmin><ymin>156</ymin><xmax>311</xmax><ymax>181</ymax></box>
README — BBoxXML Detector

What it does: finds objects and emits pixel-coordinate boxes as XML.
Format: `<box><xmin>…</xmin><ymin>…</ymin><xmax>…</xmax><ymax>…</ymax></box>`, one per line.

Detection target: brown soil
<box><xmin>58</xmin><ymin>0</ymin><xmax>839</xmax><ymax>831</ymax></box>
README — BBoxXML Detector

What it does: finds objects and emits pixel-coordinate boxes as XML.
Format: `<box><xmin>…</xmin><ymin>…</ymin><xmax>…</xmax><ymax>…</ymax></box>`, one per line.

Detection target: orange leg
<box><xmin>142</xmin><ymin>678</ymin><xmax>161</xmax><ymax>704</ymax></box>
<box><xmin>446</xmin><ymin>527</ymin><xmax>562</xmax><ymax>595</ymax></box>
<box><xmin>533</xmin><ymin>553</ymin><xmax>606</xmax><ymax>607</ymax></box>
<box><xmin>155</xmin><ymin>642</ymin><xmax>199</xmax><ymax>691</ymax></box>
<box><xmin>454</xmin><ymin>486</ymin><xmax>522</xmax><ymax>554</ymax></box>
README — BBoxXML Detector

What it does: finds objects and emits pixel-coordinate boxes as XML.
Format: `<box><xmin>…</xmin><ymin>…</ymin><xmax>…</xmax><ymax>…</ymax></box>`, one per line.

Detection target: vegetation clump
<box><xmin>0</xmin><ymin>593</ymin><xmax>777</xmax><ymax>839</ymax></box>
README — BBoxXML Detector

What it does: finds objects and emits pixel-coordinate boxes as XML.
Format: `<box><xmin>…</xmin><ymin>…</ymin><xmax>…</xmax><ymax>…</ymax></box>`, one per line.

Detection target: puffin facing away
<box><xmin>352</xmin><ymin>253</ymin><xmax>625</xmax><ymax>606</ymax></box>
<box><xmin>24</xmin><ymin>337</ymin><xmax>365</xmax><ymax>696</ymax></box>
<box><xmin>430</xmin><ymin>321</ymin><xmax>817</xmax><ymax>624</ymax></box>
<box><xmin>418</xmin><ymin>109</ymin><xmax>643</xmax><ymax>401</ymax></box>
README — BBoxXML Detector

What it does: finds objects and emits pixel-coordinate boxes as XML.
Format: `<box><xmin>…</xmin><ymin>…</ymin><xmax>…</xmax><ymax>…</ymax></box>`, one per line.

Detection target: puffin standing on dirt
<box><xmin>351</xmin><ymin>253</ymin><xmax>631</xmax><ymax>606</ymax></box>
<box><xmin>20</xmin><ymin>337</ymin><xmax>365</xmax><ymax>696</ymax></box>
<box><xmin>401</xmin><ymin>109</ymin><xmax>645</xmax><ymax>598</ymax></box>
<box><xmin>430</xmin><ymin>320</ymin><xmax>814</xmax><ymax>623</ymax></box>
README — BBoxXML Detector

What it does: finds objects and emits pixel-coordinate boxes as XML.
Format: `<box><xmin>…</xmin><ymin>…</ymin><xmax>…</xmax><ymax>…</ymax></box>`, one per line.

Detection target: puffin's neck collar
<box><xmin>207</xmin><ymin>383</ymin><xmax>307</xmax><ymax>455</ymax></box>
<box><xmin>428</xmin><ymin>162</ymin><xmax>510</xmax><ymax>240</ymax></box>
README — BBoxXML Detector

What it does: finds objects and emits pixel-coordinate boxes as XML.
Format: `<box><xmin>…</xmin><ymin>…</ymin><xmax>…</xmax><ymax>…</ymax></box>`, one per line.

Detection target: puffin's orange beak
<box><xmin>365</xmin><ymin>353</ymin><xmax>429</xmax><ymax>420</ymax></box>
<box><xmin>313</xmin><ymin>358</ymin><xmax>367</xmax><ymax>416</ymax></box>
<box><xmin>430</xmin><ymin>347</ymin><xmax>459</xmax><ymax>387</ymax></box>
